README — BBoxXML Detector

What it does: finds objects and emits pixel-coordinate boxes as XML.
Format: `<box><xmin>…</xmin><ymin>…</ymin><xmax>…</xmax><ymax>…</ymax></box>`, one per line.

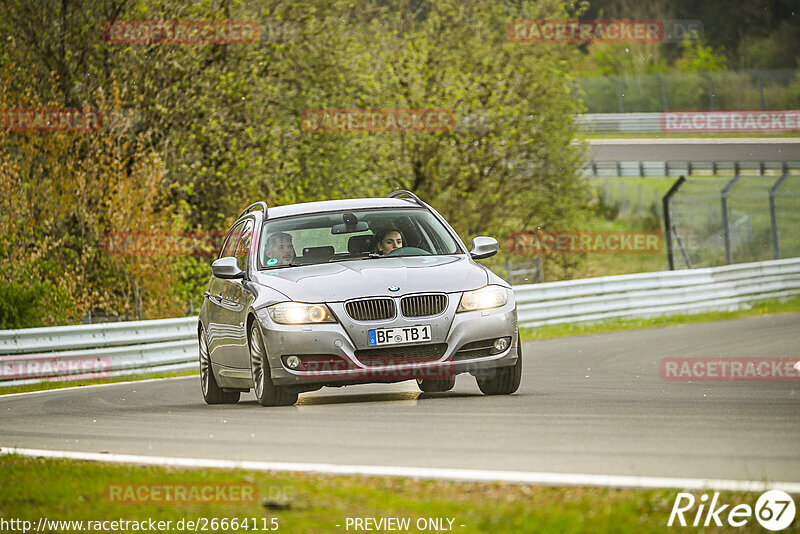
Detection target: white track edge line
<box><xmin>2</xmin><ymin>446</ymin><xmax>798</xmax><ymax>493</ymax></box>
<box><xmin>0</xmin><ymin>375</ymin><xmax>196</xmax><ymax>399</ymax></box>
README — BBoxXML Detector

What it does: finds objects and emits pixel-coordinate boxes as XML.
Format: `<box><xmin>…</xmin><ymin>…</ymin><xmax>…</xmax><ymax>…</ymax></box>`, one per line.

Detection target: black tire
<box><xmin>249</xmin><ymin>323</ymin><xmax>298</xmax><ymax>407</ymax></box>
<box><xmin>199</xmin><ymin>328</ymin><xmax>240</xmax><ymax>405</ymax></box>
<box><xmin>476</xmin><ymin>331</ymin><xmax>522</xmax><ymax>396</ymax></box>
<box><xmin>417</xmin><ymin>376</ymin><xmax>456</xmax><ymax>392</ymax></box>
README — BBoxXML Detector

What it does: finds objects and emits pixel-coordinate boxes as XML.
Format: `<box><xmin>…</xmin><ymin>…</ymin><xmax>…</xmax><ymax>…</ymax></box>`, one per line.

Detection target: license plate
<box><xmin>368</xmin><ymin>325</ymin><xmax>432</xmax><ymax>346</ymax></box>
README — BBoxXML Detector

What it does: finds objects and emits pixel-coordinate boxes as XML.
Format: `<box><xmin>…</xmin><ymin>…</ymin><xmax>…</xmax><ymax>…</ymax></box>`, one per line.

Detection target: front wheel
<box><xmin>476</xmin><ymin>331</ymin><xmax>522</xmax><ymax>396</ymax></box>
<box><xmin>250</xmin><ymin>323</ymin><xmax>298</xmax><ymax>407</ymax></box>
<box><xmin>199</xmin><ymin>328</ymin><xmax>240</xmax><ymax>405</ymax></box>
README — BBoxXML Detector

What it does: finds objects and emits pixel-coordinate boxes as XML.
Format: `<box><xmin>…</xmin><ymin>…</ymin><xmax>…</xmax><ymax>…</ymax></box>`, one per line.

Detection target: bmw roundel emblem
<box><xmin>388</xmin><ymin>286</ymin><xmax>400</xmax><ymax>292</ymax></box>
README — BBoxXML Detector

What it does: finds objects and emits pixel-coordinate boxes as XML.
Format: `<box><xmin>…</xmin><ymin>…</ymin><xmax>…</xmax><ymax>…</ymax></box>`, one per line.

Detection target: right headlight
<box><xmin>457</xmin><ymin>285</ymin><xmax>508</xmax><ymax>312</ymax></box>
<box><xmin>267</xmin><ymin>302</ymin><xmax>337</xmax><ymax>324</ymax></box>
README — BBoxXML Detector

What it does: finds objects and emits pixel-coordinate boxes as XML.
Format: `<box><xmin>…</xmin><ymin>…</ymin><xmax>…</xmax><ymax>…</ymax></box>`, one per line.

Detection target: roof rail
<box><xmin>387</xmin><ymin>190</ymin><xmax>424</xmax><ymax>206</ymax></box>
<box><xmin>238</xmin><ymin>201</ymin><xmax>268</xmax><ymax>219</ymax></box>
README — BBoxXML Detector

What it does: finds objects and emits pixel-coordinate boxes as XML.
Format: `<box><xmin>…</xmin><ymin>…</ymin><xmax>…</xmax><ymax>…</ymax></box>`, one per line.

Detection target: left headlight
<box><xmin>457</xmin><ymin>285</ymin><xmax>508</xmax><ymax>312</ymax></box>
<box><xmin>267</xmin><ymin>302</ymin><xmax>337</xmax><ymax>324</ymax></box>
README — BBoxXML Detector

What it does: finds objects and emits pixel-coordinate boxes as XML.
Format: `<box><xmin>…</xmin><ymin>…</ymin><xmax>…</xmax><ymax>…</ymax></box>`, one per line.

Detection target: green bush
<box><xmin>0</xmin><ymin>281</ymin><xmax>58</xmax><ymax>329</ymax></box>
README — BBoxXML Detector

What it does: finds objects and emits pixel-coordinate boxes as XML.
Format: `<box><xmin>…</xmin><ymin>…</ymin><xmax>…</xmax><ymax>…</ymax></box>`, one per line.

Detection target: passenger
<box><xmin>265</xmin><ymin>232</ymin><xmax>295</xmax><ymax>266</ymax></box>
<box><xmin>377</xmin><ymin>229</ymin><xmax>403</xmax><ymax>255</ymax></box>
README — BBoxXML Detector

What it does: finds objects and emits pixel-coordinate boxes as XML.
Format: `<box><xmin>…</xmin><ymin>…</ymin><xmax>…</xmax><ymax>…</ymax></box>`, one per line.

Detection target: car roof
<box><xmin>263</xmin><ymin>197</ymin><xmax>425</xmax><ymax>220</ymax></box>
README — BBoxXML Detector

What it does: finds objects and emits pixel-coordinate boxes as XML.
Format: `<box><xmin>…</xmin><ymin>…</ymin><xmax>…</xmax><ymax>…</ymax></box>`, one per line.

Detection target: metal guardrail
<box><xmin>577</xmin><ymin>113</ymin><xmax>664</xmax><ymax>133</ymax></box>
<box><xmin>578</xmin><ymin>112</ymin><xmax>800</xmax><ymax>133</ymax></box>
<box><xmin>516</xmin><ymin>258</ymin><xmax>800</xmax><ymax>327</ymax></box>
<box><xmin>0</xmin><ymin>317</ymin><xmax>198</xmax><ymax>386</ymax></box>
<box><xmin>1</xmin><ymin>258</ymin><xmax>799</xmax><ymax>386</ymax></box>
<box><xmin>583</xmin><ymin>160</ymin><xmax>800</xmax><ymax>178</ymax></box>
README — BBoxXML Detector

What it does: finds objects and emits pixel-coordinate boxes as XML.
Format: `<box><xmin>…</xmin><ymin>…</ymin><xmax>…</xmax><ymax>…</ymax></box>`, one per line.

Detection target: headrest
<box><xmin>302</xmin><ymin>246</ymin><xmax>335</xmax><ymax>261</ymax></box>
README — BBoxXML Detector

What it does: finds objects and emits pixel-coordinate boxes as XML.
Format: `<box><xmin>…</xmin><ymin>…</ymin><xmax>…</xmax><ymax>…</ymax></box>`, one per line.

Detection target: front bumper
<box><xmin>257</xmin><ymin>297</ymin><xmax>518</xmax><ymax>387</ymax></box>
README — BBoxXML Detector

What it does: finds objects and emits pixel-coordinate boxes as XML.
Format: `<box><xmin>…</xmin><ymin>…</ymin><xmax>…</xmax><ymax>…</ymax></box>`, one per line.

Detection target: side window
<box><xmin>234</xmin><ymin>220</ymin><xmax>254</xmax><ymax>270</ymax></box>
<box><xmin>219</xmin><ymin>222</ymin><xmax>244</xmax><ymax>259</ymax></box>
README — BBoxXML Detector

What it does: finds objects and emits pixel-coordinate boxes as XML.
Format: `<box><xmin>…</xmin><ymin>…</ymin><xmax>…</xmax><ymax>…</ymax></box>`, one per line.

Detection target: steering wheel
<box><xmin>387</xmin><ymin>246</ymin><xmax>430</xmax><ymax>256</ymax></box>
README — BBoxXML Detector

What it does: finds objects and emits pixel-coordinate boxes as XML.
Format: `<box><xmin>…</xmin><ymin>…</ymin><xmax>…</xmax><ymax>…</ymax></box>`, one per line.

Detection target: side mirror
<box><xmin>211</xmin><ymin>257</ymin><xmax>244</xmax><ymax>279</ymax></box>
<box><xmin>470</xmin><ymin>236</ymin><xmax>498</xmax><ymax>260</ymax></box>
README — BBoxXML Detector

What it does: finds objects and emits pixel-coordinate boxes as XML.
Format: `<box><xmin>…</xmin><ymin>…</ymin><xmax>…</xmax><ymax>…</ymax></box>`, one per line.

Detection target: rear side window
<box><xmin>219</xmin><ymin>222</ymin><xmax>244</xmax><ymax>259</ymax></box>
<box><xmin>234</xmin><ymin>220</ymin><xmax>254</xmax><ymax>270</ymax></box>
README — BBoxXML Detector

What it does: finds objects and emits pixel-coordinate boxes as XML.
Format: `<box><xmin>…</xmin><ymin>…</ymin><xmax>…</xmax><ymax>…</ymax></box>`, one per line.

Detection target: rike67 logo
<box><xmin>668</xmin><ymin>490</ymin><xmax>796</xmax><ymax>530</ymax></box>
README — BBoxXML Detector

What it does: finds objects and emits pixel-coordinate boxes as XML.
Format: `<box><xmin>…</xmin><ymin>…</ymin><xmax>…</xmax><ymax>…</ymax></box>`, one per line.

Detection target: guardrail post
<box><xmin>721</xmin><ymin>174</ymin><xmax>741</xmax><ymax>265</ymax></box>
<box><xmin>769</xmin><ymin>173</ymin><xmax>789</xmax><ymax>259</ymax></box>
<box><xmin>663</xmin><ymin>176</ymin><xmax>686</xmax><ymax>270</ymax></box>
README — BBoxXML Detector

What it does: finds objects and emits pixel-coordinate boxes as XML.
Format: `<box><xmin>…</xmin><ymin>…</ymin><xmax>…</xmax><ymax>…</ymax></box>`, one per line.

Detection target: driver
<box><xmin>265</xmin><ymin>232</ymin><xmax>295</xmax><ymax>265</ymax></box>
<box><xmin>377</xmin><ymin>229</ymin><xmax>403</xmax><ymax>255</ymax></box>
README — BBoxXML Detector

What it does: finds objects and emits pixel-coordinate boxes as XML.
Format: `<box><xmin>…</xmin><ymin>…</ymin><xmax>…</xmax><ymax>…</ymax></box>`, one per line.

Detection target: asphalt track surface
<box><xmin>586</xmin><ymin>138</ymin><xmax>800</xmax><ymax>162</ymax></box>
<box><xmin>1</xmin><ymin>313</ymin><xmax>798</xmax><ymax>484</ymax></box>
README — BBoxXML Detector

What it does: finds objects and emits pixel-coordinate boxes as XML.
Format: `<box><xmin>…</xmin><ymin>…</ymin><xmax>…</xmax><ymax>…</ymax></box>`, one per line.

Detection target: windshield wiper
<box><xmin>327</xmin><ymin>253</ymin><xmax>383</xmax><ymax>263</ymax></box>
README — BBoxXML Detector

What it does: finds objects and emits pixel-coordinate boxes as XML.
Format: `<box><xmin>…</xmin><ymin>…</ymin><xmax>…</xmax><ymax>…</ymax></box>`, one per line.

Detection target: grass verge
<box><xmin>0</xmin><ymin>369</ymin><xmax>198</xmax><ymax>396</ymax></box>
<box><xmin>521</xmin><ymin>296</ymin><xmax>800</xmax><ymax>341</ymax></box>
<box><xmin>0</xmin><ymin>455</ymin><xmax>775</xmax><ymax>533</ymax></box>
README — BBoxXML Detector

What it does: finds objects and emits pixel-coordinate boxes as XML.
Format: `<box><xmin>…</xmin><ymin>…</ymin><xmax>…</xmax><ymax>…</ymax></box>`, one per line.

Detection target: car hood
<box><xmin>251</xmin><ymin>255</ymin><xmax>489</xmax><ymax>302</ymax></box>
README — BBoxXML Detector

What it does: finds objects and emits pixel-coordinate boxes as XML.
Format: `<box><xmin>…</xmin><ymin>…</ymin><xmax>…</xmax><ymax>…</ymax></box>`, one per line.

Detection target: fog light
<box><xmin>285</xmin><ymin>355</ymin><xmax>301</xmax><ymax>369</ymax></box>
<box><xmin>493</xmin><ymin>337</ymin><xmax>509</xmax><ymax>353</ymax></box>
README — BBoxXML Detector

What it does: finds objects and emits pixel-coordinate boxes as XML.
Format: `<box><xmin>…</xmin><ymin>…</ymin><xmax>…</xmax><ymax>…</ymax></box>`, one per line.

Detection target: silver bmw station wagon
<box><xmin>198</xmin><ymin>190</ymin><xmax>521</xmax><ymax>406</ymax></box>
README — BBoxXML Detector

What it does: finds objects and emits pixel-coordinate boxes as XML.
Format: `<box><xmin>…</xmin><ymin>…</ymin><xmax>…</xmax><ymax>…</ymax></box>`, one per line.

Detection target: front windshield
<box><xmin>259</xmin><ymin>208</ymin><xmax>462</xmax><ymax>269</ymax></box>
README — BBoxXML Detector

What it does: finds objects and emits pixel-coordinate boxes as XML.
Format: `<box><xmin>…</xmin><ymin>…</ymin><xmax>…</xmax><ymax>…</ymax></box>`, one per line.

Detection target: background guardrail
<box><xmin>577</xmin><ymin>113</ymin><xmax>665</xmax><ymax>133</ymax></box>
<box><xmin>2</xmin><ymin>257</ymin><xmax>799</xmax><ymax>386</ymax></box>
<box><xmin>577</xmin><ymin>112</ymin><xmax>800</xmax><ymax>133</ymax></box>
<box><xmin>583</xmin><ymin>160</ymin><xmax>800</xmax><ymax>178</ymax></box>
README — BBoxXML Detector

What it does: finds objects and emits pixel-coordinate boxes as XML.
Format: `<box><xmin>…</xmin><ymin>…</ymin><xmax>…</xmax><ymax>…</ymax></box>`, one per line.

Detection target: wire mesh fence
<box><xmin>668</xmin><ymin>173</ymin><xmax>800</xmax><ymax>268</ymax></box>
<box><xmin>774</xmin><ymin>175</ymin><xmax>800</xmax><ymax>261</ymax></box>
<box><xmin>578</xmin><ymin>69</ymin><xmax>800</xmax><ymax>113</ymax></box>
